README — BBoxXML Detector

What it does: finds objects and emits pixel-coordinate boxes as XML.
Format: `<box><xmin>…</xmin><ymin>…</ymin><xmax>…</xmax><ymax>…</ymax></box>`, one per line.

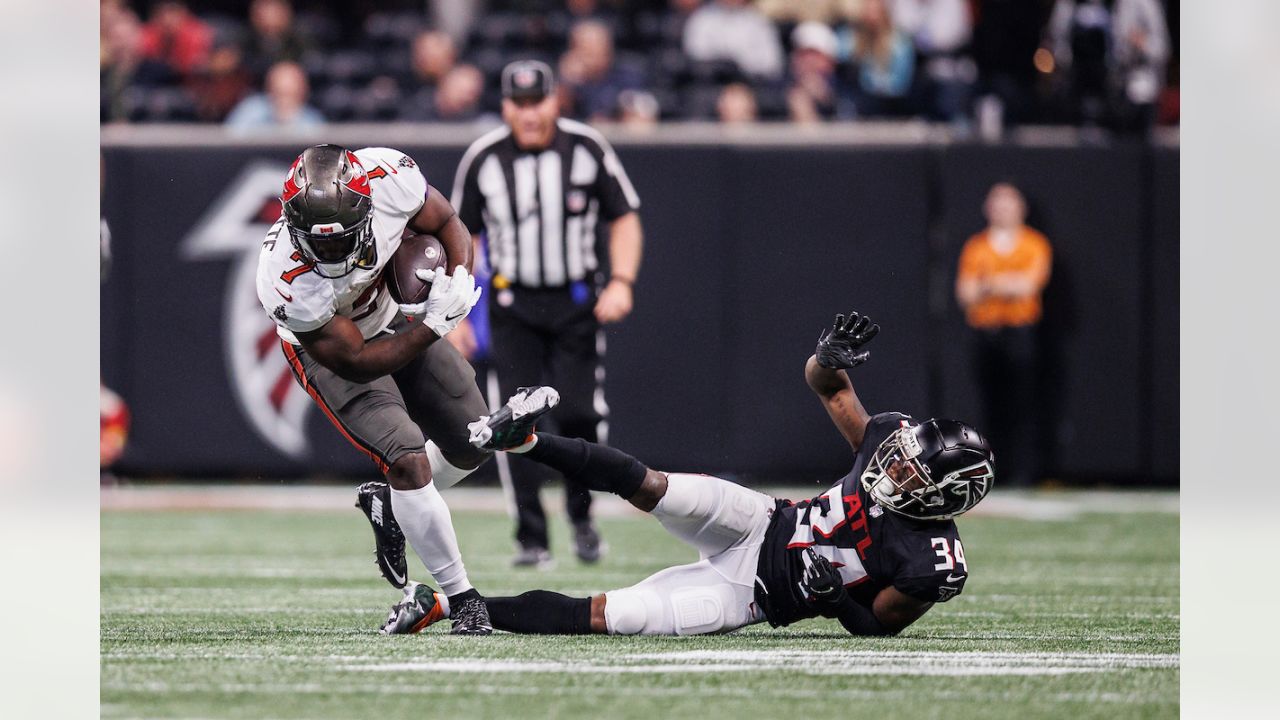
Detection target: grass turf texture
<box><xmin>102</xmin><ymin>492</ymin><xmax>1178</xmax><ymax>719</ymax></box>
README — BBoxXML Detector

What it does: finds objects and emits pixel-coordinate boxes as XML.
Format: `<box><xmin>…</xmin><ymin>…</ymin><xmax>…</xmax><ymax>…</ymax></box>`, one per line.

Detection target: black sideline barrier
<box><xmin>100</xmin><ymin>134</ymin><xmax>1178</xmax><ymax>484</ymax></box>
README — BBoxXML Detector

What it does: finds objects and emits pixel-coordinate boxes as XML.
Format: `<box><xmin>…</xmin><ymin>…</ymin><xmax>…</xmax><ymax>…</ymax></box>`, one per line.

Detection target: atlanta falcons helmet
<box><xmin>861</xmin><ymin>419</ymin><xmax>995</xmax><ymax>521</ymax></box>
<box><xmin>280</xmin><ymin>144</ymin><xmax>374</xmax><ymax>278</ymax></box>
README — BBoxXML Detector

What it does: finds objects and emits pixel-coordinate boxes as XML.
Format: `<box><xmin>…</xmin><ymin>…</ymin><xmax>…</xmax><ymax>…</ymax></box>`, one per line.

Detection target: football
<box><xmin>386</xmin><ymin>231</ymin><xmax>449</xmax><ymax>305</ymax></box>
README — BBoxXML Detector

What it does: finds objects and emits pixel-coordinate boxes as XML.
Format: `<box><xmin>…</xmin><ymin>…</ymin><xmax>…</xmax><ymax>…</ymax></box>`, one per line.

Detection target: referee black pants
<box><xmin>970</xmin><ymin>324</ymin><xmax>1041</xmax><ymax>487</ymax></box>
<box><xmin>489</xmin><ymin>285</ymin><xmax>605</xmax><ymax>551</ymax></box>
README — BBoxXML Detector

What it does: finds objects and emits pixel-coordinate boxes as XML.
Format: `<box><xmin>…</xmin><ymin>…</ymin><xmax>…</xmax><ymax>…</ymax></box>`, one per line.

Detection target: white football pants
<box><xmin>602</xmin><ymin>473</ymin><xmax>774</xmax><ymax>636</ymax></box>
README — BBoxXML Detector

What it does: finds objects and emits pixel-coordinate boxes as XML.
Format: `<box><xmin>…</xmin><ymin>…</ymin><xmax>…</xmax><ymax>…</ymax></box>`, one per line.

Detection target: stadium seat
<box><xmin>363</xmin><ymin>12</ymin><xmax>425</xmax><ymax>46</ymax></box>
<box><xmin>689</xmin><ymin>59</ymin><xmax>745</xmax><ymax>86</ymax></box>
<box><xmin>469</xmin><ymin>48</ymin><xmax>509</xmax><ymax>85</ymax></box>
<box><xmin>318</xmin><ymin>84</ymin><xmax>357</xmax><ymax>122</ymax></box>
<box><xmin>476</xmin><ymin>13</ymin><xmax>528</xmax><ymax>50</ymax></box>
<box><xmin>294</xmin><ymin>11</ymin><xmax>340</xmax><ymax>48</ymax></box>
<box><xmin>122</xmin><ymin>87</ymin><xmax>198</xmax><ymax>123</ymax></box>
<box><xmin>300</xmin><ymin>50</ymin><xmax>330</xmax><ymax>87</ymax></box>
<box><xmin>630</xmin><ymin>11</ymin><xmax>665</xmax><ymax>50</ymax></box>
<box><xmin>325</xmin><ymin>50</ymin><xmax>378</xmax><ymax>86</ymax></box>
<box><xmin>681</xmin><ymin>84</ymin><xmax>724</xmax><ymax>121</ymax></box>
<box><xmin>399</xmin><ymin>87</ymin><xmax>436</xmax><ymax>122</ymax></box>
<box><xmin>651</xmin><ymin>48</ymin><xmax>689</xmax><ymax>90</ymax></box>
<box><xmin>649</xmin><ymin>87</ymin><xmax>682</xmax><ymax>121</ymax></box>
<box><xmin>352</xmin><ymin>80</ymin><xmax>403</xmax><ymax>122</ymax></box>
<box><xmin>378</xmin><ymin>48</ymin><xmax>413</xmax><ymax>86</ymax></box>
<box><xmin>753</xmin><ymin>83</ymin><xmax>791</xmax><ymax>121</ymax></box>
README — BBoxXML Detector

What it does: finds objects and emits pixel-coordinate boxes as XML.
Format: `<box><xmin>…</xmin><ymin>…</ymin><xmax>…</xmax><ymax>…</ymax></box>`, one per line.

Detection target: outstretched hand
<box><xmin>815</xmin><ymin>310</ymin><xmax>879</xmax><ymax>369</ymax></box>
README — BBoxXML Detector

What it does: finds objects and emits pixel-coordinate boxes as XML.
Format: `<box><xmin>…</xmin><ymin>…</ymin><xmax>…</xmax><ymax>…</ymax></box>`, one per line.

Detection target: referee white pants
<box><xmin>602</xmin><ymin>473</ymin><xmax>774</xmax><ymax>636</ymax></box>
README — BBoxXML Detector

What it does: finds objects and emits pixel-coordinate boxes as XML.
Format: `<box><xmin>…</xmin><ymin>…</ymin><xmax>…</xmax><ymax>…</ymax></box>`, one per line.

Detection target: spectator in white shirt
<box><xmin>684</xmin><ymin>0</ymin><xmax>785</xmax><ymax>79</ymax></box>
<box><xmin>892</xmin><ymin>0</ymin><xmax>976</xmax><ymax>122</ymax></box>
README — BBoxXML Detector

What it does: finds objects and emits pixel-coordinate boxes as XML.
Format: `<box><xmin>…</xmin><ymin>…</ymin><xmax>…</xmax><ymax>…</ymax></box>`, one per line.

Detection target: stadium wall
<box><xmin>100</xmin><ymin>126</ymin><xmax>1178</xmax><ymax>484</ymax></box>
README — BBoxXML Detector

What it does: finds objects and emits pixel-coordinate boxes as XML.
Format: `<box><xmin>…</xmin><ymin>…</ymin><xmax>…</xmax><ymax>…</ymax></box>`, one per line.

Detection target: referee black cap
<box><xmin>501</xmin><ymin>60</ymin><xmax>555</xmax><ymax>101</ymax></box>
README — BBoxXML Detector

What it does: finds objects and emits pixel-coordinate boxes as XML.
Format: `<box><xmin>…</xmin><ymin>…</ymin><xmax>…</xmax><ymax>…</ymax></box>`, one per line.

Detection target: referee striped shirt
<box><xmin>451</xmin><ymin>119</ymin><xmax>641</xmax><ymax>288</ymax></box>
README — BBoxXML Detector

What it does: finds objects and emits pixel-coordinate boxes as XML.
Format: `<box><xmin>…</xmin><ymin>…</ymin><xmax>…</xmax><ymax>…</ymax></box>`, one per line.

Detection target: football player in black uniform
<box><xmin>379</xmin><ymin>310</ymin><xmax>995</xmax><ymax>636</ymax></box>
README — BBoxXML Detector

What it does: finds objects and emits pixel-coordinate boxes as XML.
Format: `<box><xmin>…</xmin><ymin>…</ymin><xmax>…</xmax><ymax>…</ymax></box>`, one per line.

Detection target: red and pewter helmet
<box><xmin>280</xmin><ymin>144</ymin><xmax>374</xmax><ymax>278</ymax></box>
<box><xmin>861</xmin><ymin>419</ymin><xmax>995</xmax><ymax>521</ymax></box>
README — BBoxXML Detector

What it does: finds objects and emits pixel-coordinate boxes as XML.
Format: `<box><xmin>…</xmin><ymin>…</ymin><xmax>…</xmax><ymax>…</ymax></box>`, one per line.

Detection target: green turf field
<box><xmin>101</xmin><ymin>490</ymin><xmax>1178</xmax><ymax>719</ymax></box>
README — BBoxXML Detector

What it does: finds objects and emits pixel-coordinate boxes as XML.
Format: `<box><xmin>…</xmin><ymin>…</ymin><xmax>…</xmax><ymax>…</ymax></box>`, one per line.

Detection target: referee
<box><xmin>451</xmin><ymin>60</ymin><xmax>644</xmax><ymax>568</ymax></box>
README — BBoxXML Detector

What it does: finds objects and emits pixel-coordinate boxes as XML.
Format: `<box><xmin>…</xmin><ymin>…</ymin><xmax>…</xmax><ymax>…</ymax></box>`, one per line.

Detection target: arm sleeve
<box><xmin>591</xmin><ymin>137</ymin><xmax>641</xmax><ymax>221</ymax></box>
<box><xmin>1028</xmin><ymin>231</ymin><xmax>1053</xmax><ymax>287</ymax></box>
<box><xmin>256</xmin><ymin>243</ymin><xmax>337</xmax><ymax>334</ymax></box>
<box><xmin>956</xmin><ymin>236</ymin><xmax>982</xmax><ymax>280</ymax></box>
<box><xmin>893</xmin><ymin>530</ymin><xmax>967</xmax><ymax>603</ymax></box>
<box><xmin>894</xmin><ymin>573</ymin><xmax>965</xmax><ymax>604</ymax></box>
<box><xmin>828</xmin><ymin>596</ymin><xmax>894</xmax><ymax>636</ymax></box>
<box><xmin>450</xmin><ymin>146</ymin><xmax>486</xmax><ymax>233</ymax></box>
<box><xmin>269</xmin><ymin>276</ymin><xmax>336</xmax><ymax>333</ymax></box>
<box><xmin>356</xmin><ymin>147</ymin><xmax>428</xmax><ymax>218</ymax></box>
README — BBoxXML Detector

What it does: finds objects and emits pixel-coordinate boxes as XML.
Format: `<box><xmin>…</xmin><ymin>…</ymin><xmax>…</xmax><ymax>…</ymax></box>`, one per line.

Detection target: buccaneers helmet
<box><xmin>861</xmin><ymin>419</ymin><xmax>995</xmax><ymax>521</ymax></box>
<box><xmin>280</xmin><ymin>144</ymin><xmax>374</xmax><ymax>278</ymax></box>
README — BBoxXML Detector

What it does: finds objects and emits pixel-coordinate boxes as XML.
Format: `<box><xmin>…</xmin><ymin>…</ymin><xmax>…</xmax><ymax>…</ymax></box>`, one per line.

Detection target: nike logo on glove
<box><xmin>444</xmin><ymin>310</ymin><xmax>467</xmax><ymax>321</ymax></box>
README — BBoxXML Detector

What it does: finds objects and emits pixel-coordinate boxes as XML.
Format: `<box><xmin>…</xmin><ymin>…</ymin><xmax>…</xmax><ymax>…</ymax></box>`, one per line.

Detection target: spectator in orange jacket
<box><xmin>955</xmin><ymin>182</ymin><xmax>1051</xmax><ymax>486</ymax></box>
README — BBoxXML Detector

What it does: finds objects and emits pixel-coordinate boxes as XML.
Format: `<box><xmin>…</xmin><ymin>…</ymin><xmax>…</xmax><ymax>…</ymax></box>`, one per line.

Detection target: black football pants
<box><xmin>971</xmin><ymin>324</ymin><xmax>1041</xmax><ymax>487</ymax></box>
<box><xmin>489</xmin><ymin>285</ymin><xmax>606</xmax><ymax>550</ymax></box>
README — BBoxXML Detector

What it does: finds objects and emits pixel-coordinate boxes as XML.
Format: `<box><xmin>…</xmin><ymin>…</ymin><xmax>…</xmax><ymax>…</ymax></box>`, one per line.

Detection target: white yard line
<box><xmin>100</xmin><ymin>680</ymin><xmax>1170</xmax><ymax>705</ymax></box>
<box><xmin>338</xmin><ymin>649</ymin><xmax>1177</xmax><ymax>676</ymax></box>
<box><xmin>105</xmin><ymin>648</ymin><xmax>1176</xmax><ymax>677</ymax></box>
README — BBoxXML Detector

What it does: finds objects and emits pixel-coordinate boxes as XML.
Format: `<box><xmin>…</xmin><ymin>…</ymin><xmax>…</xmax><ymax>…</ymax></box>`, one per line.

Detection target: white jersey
<box><xmin>256</xmin><ymin>147</ymin><xmax>429</xmax><ymax>345</ymax></box>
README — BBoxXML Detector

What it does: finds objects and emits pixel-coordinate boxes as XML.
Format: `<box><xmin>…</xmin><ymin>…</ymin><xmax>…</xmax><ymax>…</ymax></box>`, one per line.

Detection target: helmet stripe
<box><xmin>344</xmin><ymin>151</ymin><xmax>372</xmax><ymax>198</ymax></box>
<box><xmin>281</xmin><ymin>156</ymin><xmax>304</xmax><ymax>202</ymax></box>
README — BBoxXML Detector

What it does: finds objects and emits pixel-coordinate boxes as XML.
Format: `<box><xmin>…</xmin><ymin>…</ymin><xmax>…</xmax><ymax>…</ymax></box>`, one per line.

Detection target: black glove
<box><xmin>801</xmin><ymin>547</ymin><xmax>849</xmax><ymax>607</ymax></box>
<box><xmin>815</xmin><ymin>311</ymin><xmax>880</xmax><ymax>369</ymax></box>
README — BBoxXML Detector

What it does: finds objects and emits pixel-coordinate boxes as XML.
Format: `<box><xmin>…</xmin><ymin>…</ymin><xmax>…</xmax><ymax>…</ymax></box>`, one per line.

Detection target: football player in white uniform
<box><xmin>256</xmin><ymin>144</ymin><xmax>554</xmax><ymax>635</ymax></box>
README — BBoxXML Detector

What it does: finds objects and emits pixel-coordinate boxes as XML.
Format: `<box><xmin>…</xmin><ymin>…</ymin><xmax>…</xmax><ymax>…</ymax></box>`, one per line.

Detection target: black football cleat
<box><xmin>468</xmin><ymin>386</ymin><xmax>561</xmax><ymax>451</ymax></box>
<box><xmin>380</xmin><ymin>582</ymin><xmax>448</xmax><ymax>635</ymax></box>
<box><xmin>512</xmin><ymin>545</ymin><xmax>555</xmax><ymax>570</ymax></box>
<box><xmin>355</xmin><ymin>481</ymin><xmax>408</xmax><ymax>589</ymax></box>
<box><xmin>572</xmin><ymin>521</ymin><xmax>607</xmax><ymax>564</ymax></box>
<box><xmin>448</xmin><ymin>594</ymin><xmax>494</xmax><ymax>635</ymax></box>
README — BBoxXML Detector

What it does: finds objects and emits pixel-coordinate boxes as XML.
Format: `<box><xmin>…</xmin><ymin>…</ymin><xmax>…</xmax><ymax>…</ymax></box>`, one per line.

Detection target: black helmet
<box><xmin>861</xmin><ymin>419</ymin><xmax>995</xmax><ymax>521</ymax></box>
<box><xmin>280</xmin><ymin>144</ymin><xmax>374</xmax><ymax>278</ymax></box>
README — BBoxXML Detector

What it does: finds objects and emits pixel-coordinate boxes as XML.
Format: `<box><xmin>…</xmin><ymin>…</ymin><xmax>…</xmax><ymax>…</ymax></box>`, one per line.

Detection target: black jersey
<box><xmin>754</xmin><ymin>413</ymin><xmax>971</xmax><ymax>628</ymax></box>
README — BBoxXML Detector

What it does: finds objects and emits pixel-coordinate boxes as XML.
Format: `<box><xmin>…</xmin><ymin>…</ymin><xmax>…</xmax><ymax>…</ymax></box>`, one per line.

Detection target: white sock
<box><xmin>390</xmin><ymin>483</ymin><xmax>473</xmax><ymax>597</ymax></box>
<box><xmin>426</xmin><ymin>440</ymin><xmax>478</xmax><ymax>489</ymax></box>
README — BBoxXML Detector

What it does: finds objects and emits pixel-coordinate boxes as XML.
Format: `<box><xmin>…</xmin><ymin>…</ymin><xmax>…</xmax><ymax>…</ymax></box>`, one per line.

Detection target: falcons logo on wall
<box><xmin>180</xmin><ymin>161</ymin><xmax>312</xmax><ymax>459</ymax></box>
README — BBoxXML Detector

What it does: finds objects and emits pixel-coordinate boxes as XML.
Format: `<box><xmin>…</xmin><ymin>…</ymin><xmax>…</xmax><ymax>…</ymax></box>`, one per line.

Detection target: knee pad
<box><xmin>668</xmin><ymin>586</ymin><xmax>730</xmax><ymax>636</ymax></box>
<box><xmin>603</xmin><ymin>587</ymin><xmax>658</xmax><ymax>635</ymax></box>
<box><xmin>604</xmin><ymin>584</ymin><xmax>733</xmax><ymax>636</ymax></box>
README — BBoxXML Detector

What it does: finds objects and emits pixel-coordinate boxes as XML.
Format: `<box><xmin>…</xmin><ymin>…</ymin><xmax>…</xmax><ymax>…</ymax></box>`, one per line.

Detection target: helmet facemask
<box><xmin>861</xmin><ymin>427</ymin><xmax>994</xmax><ymax>521</ymax></box>
<box><xmin>287</xmin><ymin>215</ymin><xmax>375</xmax><ymax>278</ymax></box>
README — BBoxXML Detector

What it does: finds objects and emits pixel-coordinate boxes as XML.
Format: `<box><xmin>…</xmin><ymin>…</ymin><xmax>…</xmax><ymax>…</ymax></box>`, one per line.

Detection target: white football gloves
<box><xmin>397</xmin><ymin>265</ymin><xmax>482</xmax><ymax>338</ymax></box>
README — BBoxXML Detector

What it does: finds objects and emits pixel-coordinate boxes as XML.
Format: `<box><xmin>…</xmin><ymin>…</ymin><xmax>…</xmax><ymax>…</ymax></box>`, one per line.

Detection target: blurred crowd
<box><xmin>101</xmin><ymin>0</ymin><xmax>1178</xmax><ymax>134</ymax></box>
